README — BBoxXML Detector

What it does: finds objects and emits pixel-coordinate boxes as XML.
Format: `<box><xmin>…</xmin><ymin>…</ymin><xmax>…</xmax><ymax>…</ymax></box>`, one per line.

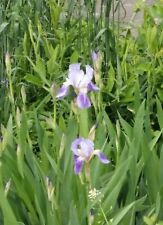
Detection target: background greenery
<box><xmin>0</xmin><ymin>0</ymin><xmax>163</xmax><ymax>224</ymax></box>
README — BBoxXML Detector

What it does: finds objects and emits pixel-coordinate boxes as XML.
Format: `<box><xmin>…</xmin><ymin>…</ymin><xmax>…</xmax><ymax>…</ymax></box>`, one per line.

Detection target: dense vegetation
<box><xmin>0</xmin><ymin>0</ymin><xmax>163</xmax><ymax>224</ymax></box>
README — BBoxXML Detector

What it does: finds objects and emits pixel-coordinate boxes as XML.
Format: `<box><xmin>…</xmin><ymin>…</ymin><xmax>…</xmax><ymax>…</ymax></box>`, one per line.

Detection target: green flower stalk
<box><xmin>91</xmin><ymin>51</ymin><xmax>103</xmax><ymax>88</ymax></box>
<box><xmin>5</xmin><ymin>52</ymin><xmax>15</xmax><ymax>115</ymax></box>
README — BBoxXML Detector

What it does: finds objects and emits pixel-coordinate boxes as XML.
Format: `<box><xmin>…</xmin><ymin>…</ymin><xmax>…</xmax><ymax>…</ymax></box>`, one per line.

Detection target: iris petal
<box><xmin>78</xmin><ymin>65</ymin><xmax>94</xmax><ymax>88</ymax></box>
<box><xmin>91</xmin><ymin>51</ymin><xmax>98</xmax><ymax>63</ymax></box>
<box><xmin>68</xmin><ymin>64</ymin><xmax>85</xmax><ymax>87</ymax></box>
<box><xmin>88</xmin><ymin>82</ymin><xmax>99</xmax><ymax>91</ymax></box>
<box><xmin>94</xmin><ymin>150</ymin><xmax>110</xmax><ymax>164</ymax></box>
<box><xmin>86</xmin><ymin>65</ymin><xmax>94</xmax><ymax>78</ymax></box>
<box><xmin>76</xmin><ymin>93</ymin><xmax>91</xmax><ymax>109</ymax></box>
<box><xmin>56</xmin><ymin>84</ymin><xmax>69</xmax><ymax>99</ymax></box>
<box><xmin>74</xmin><ymin>156</ymin><xmax>83</xmax><ymax>174</ymax></box>
<box><xmin>69</xmin><ymin>63</ymin><xmax>81</xmax><ymax>72</ymax></box>
<box><xmin>80</xmin><ymin>139</ymin><xmax>94</xmax><ymax>158</ymax></box>
<box><xmin>71</xmin><ymin>138</ymin><xmax>84</xmax><ymax>155</ymax></box>
<box><xmin>69</xmin><ymin>70</ymin><xmax>85</xmax><ymax>88</ymax></box>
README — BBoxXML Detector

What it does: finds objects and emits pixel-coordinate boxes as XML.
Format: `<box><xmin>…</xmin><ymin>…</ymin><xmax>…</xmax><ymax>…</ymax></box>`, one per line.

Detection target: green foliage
<box><xmin>0</xmin><ymin>0</ymin><xmax>163</xmax><ymax>224</ymax></box>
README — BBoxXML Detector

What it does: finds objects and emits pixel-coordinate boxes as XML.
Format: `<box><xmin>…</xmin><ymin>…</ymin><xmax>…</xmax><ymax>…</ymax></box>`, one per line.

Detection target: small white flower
<box><xmin>88</xmin><ymin>188</ymin><xmax>102</xmax><ymax>201</ymax></box>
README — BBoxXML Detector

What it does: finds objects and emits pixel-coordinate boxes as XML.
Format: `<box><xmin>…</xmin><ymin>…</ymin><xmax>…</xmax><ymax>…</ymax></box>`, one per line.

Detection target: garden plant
<box><xmin>0</xmin><ymin>0</ymin><xmax>163</xmax><ymax>224</ymax></box>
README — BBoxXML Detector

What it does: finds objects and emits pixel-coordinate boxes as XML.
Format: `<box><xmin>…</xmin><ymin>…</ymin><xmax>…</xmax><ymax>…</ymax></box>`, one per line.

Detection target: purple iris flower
<box><xmin>56</xmin><ymin>63</ymin><xmax>99</xmax><ymax>108</ymax></box>
<box><xmin>71</xmin><ymin>137</ymin><xmax>110</xmax><ymax>174</ymax></box>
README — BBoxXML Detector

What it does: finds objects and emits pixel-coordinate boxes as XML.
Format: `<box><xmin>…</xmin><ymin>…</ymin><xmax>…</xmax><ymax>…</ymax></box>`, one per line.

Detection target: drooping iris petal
<box><xmin>87</xmin><ymin>82</ymin><xmax>100</xmax><ymax>91</ymax></box>
<box><xmin>56</xmin><ymin>84</ymin><xmax>69</xmax><ymax>99</ymax></box>
<box><xmin>76</xmin><ymin>93</ymin><xmax>91</xmax><ymax>108</ymax></box>
<box><xmin>94</xmin><ymin>150</ymin><xmax>110</xmax><ymax>164</ymax></box>
<box><xmin>71</xmin><ymin>138</ymin><xmax>84</xmax><ymax>155</ymax></box>
<box><xmin>80</xmin><ymin>139</ymin><xmax>94</xmax><ymax>158</ymax></box>
<box><xmin>74</xmin><ymin>156</ymin><xmax>83</xmax><ymax>174</ymax></box>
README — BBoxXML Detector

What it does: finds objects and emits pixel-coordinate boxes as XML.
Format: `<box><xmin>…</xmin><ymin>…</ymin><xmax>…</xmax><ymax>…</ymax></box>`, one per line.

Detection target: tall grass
<box><xmin>0</xmin><ymin>0</ymin><xmax>163</xmax><ymax>224</ymax></box>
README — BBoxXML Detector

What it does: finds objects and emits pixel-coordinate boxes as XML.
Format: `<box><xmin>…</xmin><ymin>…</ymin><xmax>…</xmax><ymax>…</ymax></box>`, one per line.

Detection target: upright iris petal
<box><xmin>69</xmin><ymin>63</ymin><xmax>81</xmax><ymax>72</ymax></box>
<box><xmin>80</xmin><ymin>139</ymin><xmax>94</xmax><ymax>158</ymax></box>
<box><xmin>56</xmin><ymin>63</ymin><xmax>99</xmax><ymax>109</ymax></box>
<box><xmin>68</xmin><ymin>67</ymin><xmax>85</xmax><ymax>87</ymax></box>
<box><xmin>71</xmin><ymin>137</ymin><xmax>84</xmax><ymax>155</ymax></box>
<box><xmin>71</xmin><ymin>137</ymin><xmax>110</xmax><ymax>174</ymax></box>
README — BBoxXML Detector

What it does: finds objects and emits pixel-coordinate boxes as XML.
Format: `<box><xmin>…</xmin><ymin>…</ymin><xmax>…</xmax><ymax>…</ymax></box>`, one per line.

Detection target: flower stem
<box><xmin>78</xmin><ymin>108</ymin><xmax>93</xmax><ymax>224</ymax></box>
<box><xmin>5</xmin><ymin>53</ymin><xmax>15</xmax><ymax>118</ymax></box>
<box><xmin>84</xmin><ymin>162</ymin><xmax>93</xmax><ymax>225</ymax></box>
<box><xmin>99</xmin><ymin>203</ymin><xmax>109</xmax><ymax>225</ymax></box>
<box><xmin>79</xmin><ymin>109</ymin><xmax>89</xmax><ymax>138</ymax></box>
<box><xmin>53</xmin><ymin>96</ymin><xmax>56</xmax><ymax>129</ymax></box>
<box><xmin>84</xmin><ymin>162</ymin><xmax>91</xmax><ymax>189</ymax></box>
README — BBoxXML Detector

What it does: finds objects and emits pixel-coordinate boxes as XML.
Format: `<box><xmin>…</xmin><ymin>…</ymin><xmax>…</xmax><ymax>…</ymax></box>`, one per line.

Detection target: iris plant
<box><xmin>56</xmin><ymin>63</ymin><xmax>99</xmax><ymax>108</ymax></box>
<box><xmin>71</xmin><ymin>137</ymin><xmax>110</xmax><ymax>174</ymax></box>
<box><xmin>91</xmin><ymin>51</ymin><xmax>99</xmax><ymax>63</ymax></box>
